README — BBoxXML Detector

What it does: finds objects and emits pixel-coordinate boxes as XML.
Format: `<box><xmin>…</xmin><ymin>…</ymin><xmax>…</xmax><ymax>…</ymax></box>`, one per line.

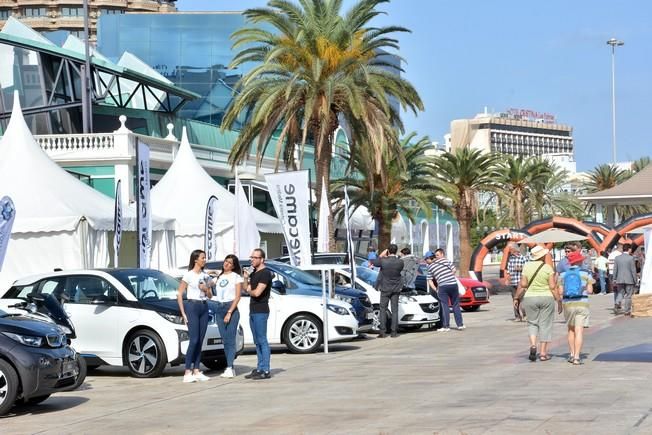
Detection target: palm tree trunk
<box><xmin>378</xmin><ymin>215</ymin><xmax>392</xmax><ymax>250</ymax></box>
<box><xmin>457</xmin><ymin>207</ymin><xmax>472</xmax><ymax>278</ymax></box>
<box><xmin>515</xmin><ymin>189</ymin><xmax>524</xmax><ymax>228</ymax></box>
<box><xmin>314</xmin><ymin>115</ymin><xmax>339</xmax><ymax>251</ymax></box>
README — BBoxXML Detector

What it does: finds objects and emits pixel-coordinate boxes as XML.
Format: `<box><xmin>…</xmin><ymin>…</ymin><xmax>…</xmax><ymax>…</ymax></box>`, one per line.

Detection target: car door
<box><xmin>63</xmin><ymin>275</ymin><xmax>128</xmax><ymax>360</ymax></box>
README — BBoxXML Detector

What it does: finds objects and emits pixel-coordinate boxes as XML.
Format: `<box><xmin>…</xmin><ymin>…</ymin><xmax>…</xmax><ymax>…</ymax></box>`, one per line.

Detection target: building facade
<box><xmin>0</xmin><ymin>0</ymin><xmax>176</xmax><ymax>41</ymax></box>
<box><xmin>450</xmin><ymin>108</ymin><xmax>574</xmax><ymax>158</ymax></box>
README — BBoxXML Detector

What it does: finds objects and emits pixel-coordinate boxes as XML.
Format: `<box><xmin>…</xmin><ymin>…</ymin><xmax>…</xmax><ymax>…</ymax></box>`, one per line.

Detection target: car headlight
<box><xmin>327</xmin><ymin>304</ymin><xmax>350</xmax><ymax>316</ymax></box>
<box><xmin>334</xmin><ymin>294</ymin><xmax>354</xmax><ymax>304</ymax></box>
<box><xmin>158</xmin><ymin>312</ymin><xmax>185</xmax><ymax>325</ymax></box>
<box><xmin>399</xmin><ymin>295</ymin><xmax>417</xmax><ymax>304</ymax></box>
<box><xmin>2</xmin><ymin>332</ymin><xmax>43</xmax><ymax>347</ymax></box>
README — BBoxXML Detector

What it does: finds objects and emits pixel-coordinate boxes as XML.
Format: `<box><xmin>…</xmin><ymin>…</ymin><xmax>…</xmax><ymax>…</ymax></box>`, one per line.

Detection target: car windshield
<box><xmin>354</xmin><ymin>267</ymin><xmax>379</xmax><ymax>285</ymax></box>
<box><xmin>269</xmin><ymin>264</ymin><xmax>322</xmax><ymax>286</ymax></box>
<box><xmin>107</xmin><ymin>269</ymin><xmax>180</xmax><ymax>300</ymax></box>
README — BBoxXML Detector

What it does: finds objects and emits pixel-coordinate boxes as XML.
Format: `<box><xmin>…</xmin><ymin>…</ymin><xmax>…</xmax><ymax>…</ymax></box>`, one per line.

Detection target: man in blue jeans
<box><xmin>244</xmin><ymin>248</ymin><xmax>273</xmax><ymax>380</ymax></box>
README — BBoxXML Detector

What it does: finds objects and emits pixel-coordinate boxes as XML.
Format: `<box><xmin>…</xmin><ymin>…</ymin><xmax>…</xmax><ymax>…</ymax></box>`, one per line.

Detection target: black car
<box><xmin>0</xmin><ymin>307</ymin><xmax>80</xmax><ymax>415</ymax></box>
<box><xmin>206</xmin><ymin>260</ymin><xmax>374</xmax><ymax>331</ymax></box>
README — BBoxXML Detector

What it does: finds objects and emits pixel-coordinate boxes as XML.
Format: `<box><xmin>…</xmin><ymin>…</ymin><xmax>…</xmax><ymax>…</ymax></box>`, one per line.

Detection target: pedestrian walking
<box><xmin>594</xmin><ymin>251</ymin><xmax>608</xmax><ymax>295</ymax></box>
<box><xmin>613</xmin><ymin>243</ymin><xmax>638</xmax><ymax>316</ymax></box>
<box><xmin>608</xmin><ymin>245</ymin><xmax>622</xmax><ymax>300</ymax></box>
<box><xmin>244</xmin><ymin>248</ymin><xmax>273</xmax><ymax>379</ymax></box>
<box><xmin>505</xmin><ymin>243</ymin><xmax>527</xmax><ymax>321</ymax></box>
<box><xmin>372</xmin><ymin>244</ymin><xmax>404</xmax><ymax>338</ymax></box>
<box><xmin>210</xmin><ymin>254</ymin><xmax>243</xmax><ymax>378</ymax></box>
<box><xmin>513</xmin><ymin>246</ymin><xmax>557</xmax><ymax>362</ymax></box>
<box><xmin>557</xmin><ymin>251</ymin><xmax>594</xmax><ymax>365</ymax></box>
<box><xmin>177</xmin><ymin>249</ymin><xmax>213</xmax><ymax>383</ymax></box>
<box><xmin>425</xmin><ymin>248</ymin><xmax>464</xmax><ymax>332</ymax></box>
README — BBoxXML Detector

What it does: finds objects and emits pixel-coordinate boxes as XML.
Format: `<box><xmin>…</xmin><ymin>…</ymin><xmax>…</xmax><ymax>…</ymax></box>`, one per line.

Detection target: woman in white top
<box><xmin>177</xmin><ymin>249</ymin><xmax>213</xmax><ymax>383</ymax></box>
<box><xmin>210</xmin><ymin>254</ymin><xmax>243</xmax><ymax>378</ymax></box>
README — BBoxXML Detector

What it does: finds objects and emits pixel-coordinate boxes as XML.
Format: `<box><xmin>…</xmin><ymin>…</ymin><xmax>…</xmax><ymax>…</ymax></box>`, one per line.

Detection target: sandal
<box><xmin>539</xmin><ymin>354</ymin><xmax>552</xmax><ymax>361</ymax></box>
<box><xmin>567</xmin><ymin>355</ymin><xmax>575</xmax><ymax>364</ymax></box>
<box><xmin>528</xmin><ymin>346</ymin><xmax>537</xmax><ymax>362</ymax></box>
<box><xmin>572</xmin><ymin>358</ymin><xmax>582</xmax><ymax>365</ymax></box>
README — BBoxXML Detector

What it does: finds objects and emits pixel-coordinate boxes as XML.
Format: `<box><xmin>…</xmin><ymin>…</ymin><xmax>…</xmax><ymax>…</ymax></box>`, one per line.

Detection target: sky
<box><xmin>177</xmin><ymin>0</ymin><xmax>652</xmax><ymax>171</ymax></box>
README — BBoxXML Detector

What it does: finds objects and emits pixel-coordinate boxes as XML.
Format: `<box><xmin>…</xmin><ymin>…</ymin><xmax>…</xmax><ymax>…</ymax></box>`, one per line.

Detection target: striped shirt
<box><xmin>426</xmin><ymin>258</ymin><xmax>457</xmax><ymax>286</ymax></box>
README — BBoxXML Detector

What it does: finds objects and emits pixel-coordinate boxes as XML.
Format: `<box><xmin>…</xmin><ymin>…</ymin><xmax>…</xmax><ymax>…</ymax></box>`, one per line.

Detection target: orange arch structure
<box><xmin>599</xmin><ymin>213</ymin><xmax>652</xmax><ymax>253</ymax></box>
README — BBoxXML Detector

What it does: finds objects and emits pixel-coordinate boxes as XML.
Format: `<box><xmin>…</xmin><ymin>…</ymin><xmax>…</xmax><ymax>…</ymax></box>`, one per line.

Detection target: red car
<box><xmin>415</xmin><ymin>265</ymin><xmax>490</xmax><ymax>311</ymax></box>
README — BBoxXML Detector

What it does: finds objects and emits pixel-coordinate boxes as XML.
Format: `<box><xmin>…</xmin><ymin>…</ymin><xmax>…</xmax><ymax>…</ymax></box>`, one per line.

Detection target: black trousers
<box><xmin>379</xmin><ymin>291</ymin><xmax>400</xmax><ymax>334</ymax></box>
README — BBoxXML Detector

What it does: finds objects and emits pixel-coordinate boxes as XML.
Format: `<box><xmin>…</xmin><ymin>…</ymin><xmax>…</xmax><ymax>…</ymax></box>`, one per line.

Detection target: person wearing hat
<box><xmin>513</xmin><ymin>245</ymin><xmax>557</xmax><ymax>362</ymax></box>
<box><xmin>557</xmin><ymin>251</ymin><xmax>594</xmax><ymax>365</ymax></box>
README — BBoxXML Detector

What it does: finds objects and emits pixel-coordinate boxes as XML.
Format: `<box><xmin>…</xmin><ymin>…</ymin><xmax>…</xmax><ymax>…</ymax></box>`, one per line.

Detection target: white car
<box><xmin>301</xmin><ymin>265</ymin><xmax>440</xmax><ymax>331</ymax></box>
<box><xmin>235</xmin><ymin>291</ymin><xmax>359</xmax><ymax>354</ymax></box>
<box><xmin>0</xmin><ymin>269</ymin><xmax>244</xmax><ymax>378</ymax></box>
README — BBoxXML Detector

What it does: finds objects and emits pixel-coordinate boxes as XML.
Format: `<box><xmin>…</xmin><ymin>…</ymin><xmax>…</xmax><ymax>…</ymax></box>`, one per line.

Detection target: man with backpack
<box><xmin>557</xmin><ymin>251</ymin><xmax>594</xmax><ymax>365</ymax></box>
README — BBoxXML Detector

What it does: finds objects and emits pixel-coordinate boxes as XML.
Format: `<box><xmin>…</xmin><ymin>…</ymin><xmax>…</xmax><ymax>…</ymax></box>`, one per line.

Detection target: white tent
<box><xmin>151</xmin><ymin>128</ymin><xmax>281</xmax><ymax>266</ymax></box>
<box><xmin>0</xmin><ymin>93</ymin><xmax>175</xmax><ymax>288</ymax></box>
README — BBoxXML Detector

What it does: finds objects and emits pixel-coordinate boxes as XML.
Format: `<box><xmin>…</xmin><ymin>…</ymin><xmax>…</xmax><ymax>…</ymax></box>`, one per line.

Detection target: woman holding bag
<box><xmin>514</xmin><ymin>245</ymin><xmax>558</xmax><ymax>362</ymax></box>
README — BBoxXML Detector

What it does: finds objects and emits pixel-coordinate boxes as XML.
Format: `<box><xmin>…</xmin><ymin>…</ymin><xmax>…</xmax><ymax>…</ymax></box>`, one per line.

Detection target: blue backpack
<box><xmin>563</xmin><ymin>267</ymin><xmax>583</xmax><ymax>299</ymax></box>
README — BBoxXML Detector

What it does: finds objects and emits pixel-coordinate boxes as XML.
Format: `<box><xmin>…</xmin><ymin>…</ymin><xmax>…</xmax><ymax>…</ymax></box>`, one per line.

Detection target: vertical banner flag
<box><xmin>265</xmin><ymin>171</ymin><xmax>312</xmax><ymax>266</ymax></box>
<box><xmin>343</xmin><ymin>186</ymin><xmax>356</xmax><ymax>285</ymax></box>
<box><xmin>316</xmin><ymin>179</ymin><xmax>330</xmax><ymax>253</ymax></box>
<box><xmin>0</xmin><ymin>196</ymin><xmax>16</xmax><ymax>272</ymax></box>
<box><xmin>640</xmin><ymin>229</ymin><xmax>652</xmax><ymax>294</ymax></box>
<box><xmin>234</xmin><ymin>170</ymin><xmax>260</xmax><ymax>257</ymax></box>
<box><xmin>113</xmin><ymin>180</ymin><xmax>123</xmax><ymax>268</ymax></box>
<box><xmin>204</xmin><ymin>195</ymin><xmax>218</xmax><ymax>261</ymax></box>
<box><xmin>137</xmin><ymin>140</ymin><xmax>151</xmax><ymax>269</ymax></box>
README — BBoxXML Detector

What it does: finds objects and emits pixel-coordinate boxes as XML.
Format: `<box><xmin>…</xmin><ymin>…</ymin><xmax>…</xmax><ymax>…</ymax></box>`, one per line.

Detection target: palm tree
<box><xmin>332</xmin><ymin>132</ymin><xmax>441</xmax><ymax>249</ymax></box>
<box><xmin>496</xmin><ymin>155</ymin><xmax>551</xmax><ymax>228</ymax></box>
<box><xmin>632</xmin><ymin>156</ymin><xmax>651</xmax><ymax>173</ymax></box>
<box><xmin>529</xmin><ymin>161</ymin><xmax>585</xmax><ymax>220</ymax></box>
<box><xmin>221</xmin><ymin>0</ymin><xmax>423</xmax><ymax>245</ymax></box>
<box><xmin>431</xmin><ymin>148</ymin><xmax>500</xmax><ymax>277</ymax></box>
<box><xmin>584</xmin><ymin>163</ymin><xmax>648</xmax><ymax>222</ymax></box>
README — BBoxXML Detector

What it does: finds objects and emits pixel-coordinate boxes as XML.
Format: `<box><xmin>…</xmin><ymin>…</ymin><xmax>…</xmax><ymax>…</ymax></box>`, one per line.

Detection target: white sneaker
<box><xmin>438</xmin><ymin>328</ymin><xmax>450</xmax><ymax>332</ymax></box>
<box><xmin>193</xmin><ymin>372</ymin><xmax>210</xmax><ymax>382</ymax></box>
<box><xmin>457</xmin><ymin>325</ymin><xmax>466</xmax><ymax>330</ymax></box>
<box><xmin>183</xmin><ymin>373</ymin><xmax>196</xmax><ymax>383</ymax></box>
<box><xmin>220</xmin><ymin>367</ymin><xmax>235</xmax><ymax>378</ymax></box>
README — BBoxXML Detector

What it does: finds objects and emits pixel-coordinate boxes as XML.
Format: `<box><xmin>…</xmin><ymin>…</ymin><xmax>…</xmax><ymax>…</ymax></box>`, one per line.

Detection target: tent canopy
<box><xmin>518</xmin><ymin>228</ymin><xmax>587</xmax><ymax>244</ymax></box>
<box><xmin>150</xmin><ymin>128</ymin><xmax>281</xmax><ymax>236</ymax></box>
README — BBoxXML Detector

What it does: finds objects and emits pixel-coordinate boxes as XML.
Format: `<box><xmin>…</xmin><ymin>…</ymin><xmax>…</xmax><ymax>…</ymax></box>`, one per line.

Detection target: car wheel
<box><xmin>371</xmin><ymin>305</ymin><xmax>392</xmax><ymax>333</ymax></box>
<box><xmin>0</xmin><ymin>359</ymin><xmax>18</xmax><ymax>416</ymax></box>
<box><xmin>463</xmin><ymin>305</ymin><xmax>480</xmax><ymax>312</ymax></box>
<box><xmin>201</xmin><ymin>357</ymin><xmax>227</xmax><ymax>371</ymax></box>
<box><xmin>124</xmin><ymin>329</ymin><xmax>168</xmax><ymax>378</ymax></box>
<box><xmin>283</xmin><ymin>314</ymin><xmax>322</xmax><ymax>354</ymax></box>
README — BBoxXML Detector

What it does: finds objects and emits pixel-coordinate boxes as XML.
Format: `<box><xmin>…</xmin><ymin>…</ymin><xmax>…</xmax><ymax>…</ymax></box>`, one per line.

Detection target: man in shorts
<box><xmin>557</xmin><ymin>251</ymin><xmax>594</xmax><ymax>365</ymax></box>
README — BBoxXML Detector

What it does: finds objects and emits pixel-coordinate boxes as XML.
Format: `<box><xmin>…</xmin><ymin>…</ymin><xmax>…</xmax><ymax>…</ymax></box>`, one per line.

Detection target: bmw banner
<box><xmin>204</xmin><ymin>195</ymin><xmax>218</xmax><ymax>261</ymax></box>
<box><xmin>113</xmin><ymin>180</ymin><xmax>123</xmax><ymax>268</ymax></box>
<box><xmin>0</xmin><ymin>196</ymin><xmax>15</xmax><ymax>272</ymax></box>
<box><xmin>137</xmin><ymin>141</ymin><xmax>151</xmax><ymax>269</ymax></box>
<box><xmin>265</xmin><ymin>171</ymin><xmax>312</xmax><ymax>266</ymax></box>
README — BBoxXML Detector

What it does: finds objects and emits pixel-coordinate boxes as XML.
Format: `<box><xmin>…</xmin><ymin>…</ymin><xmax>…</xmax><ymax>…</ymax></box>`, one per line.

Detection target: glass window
<box><xmin>65</xmin><ymin>275</ymin><xmax>119</xmax><ymax>304</ymax></box>
<box><xmin>61</xmin><ymin>7</ymin><xmax>83</xmax><ymax>17</ymax></box>
<box><xmin>107</xmin><ymin>269</ymin><xmax>179</xmax><ymax>300</ymax></box>
<box><xmin>98</xmin><ymin>8</ymin><xmax>124</xmax><ymax>15</ymax></box>
<box><xmin>0</xmin><ymin>9</ymin><xmax>11</xmax><ymax>19</ymax></box>
<box><xmin>5</xmin><ymin>284</ymin><xmax>37</xmax><ymax>299</ymax></box>
<box><xmin>23</xmin><ymin>7</ymin><xmax>47</xmax><ymax>17</ymax></box>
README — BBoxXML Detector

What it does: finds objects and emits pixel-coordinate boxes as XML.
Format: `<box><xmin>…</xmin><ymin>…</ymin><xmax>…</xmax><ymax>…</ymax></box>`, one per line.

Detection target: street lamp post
<box><xmin>607</xmin><ymin>38</ymin><xmax>624</xmax><ymax>164</ymax></box>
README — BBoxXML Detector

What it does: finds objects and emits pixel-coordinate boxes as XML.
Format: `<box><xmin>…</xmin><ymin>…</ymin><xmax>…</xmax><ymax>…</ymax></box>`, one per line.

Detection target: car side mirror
<box><xmin>271</xmin><ymin>280</ymin><xmax>286</xmax><ymax>294</ymax></box>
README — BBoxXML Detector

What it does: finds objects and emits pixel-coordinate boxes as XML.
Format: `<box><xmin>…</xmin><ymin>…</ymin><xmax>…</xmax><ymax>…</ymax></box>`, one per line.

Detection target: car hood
<box><xmin>0</xmin><ymin>313</ymin><xmax>63</xmax><ymax>337</ymax></box>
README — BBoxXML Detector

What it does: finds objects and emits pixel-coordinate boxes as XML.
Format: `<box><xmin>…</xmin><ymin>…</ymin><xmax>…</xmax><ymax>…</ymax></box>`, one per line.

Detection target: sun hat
<box><xmin>424</xmin><ymin>250</ymin><xmax>435</xmax><ymax>259</ymax></box>
<box><xmin>530</xmin><ymin>245</ymin><xmax>549</xmax><ymax>260</ymax></box>
<box><xmin>567</xmin><ymin>250</ymin><xmax>585</xmax><ymax>265</ymax></box>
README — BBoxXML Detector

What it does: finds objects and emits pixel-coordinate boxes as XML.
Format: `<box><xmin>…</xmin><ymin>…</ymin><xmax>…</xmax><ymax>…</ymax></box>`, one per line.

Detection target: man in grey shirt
<box><xmin>372</xmin><ymin>244</ymin><xmax>404</xmax><ymax>338</ymax></box>
<box><xmin>613</xmin><ymin>243</ymin><xmax>638</xmax><ymax>316</ymax></box>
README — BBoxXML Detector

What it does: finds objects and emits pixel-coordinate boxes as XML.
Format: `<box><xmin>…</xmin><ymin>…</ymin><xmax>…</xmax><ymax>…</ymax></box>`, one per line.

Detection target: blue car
<box><xmin>205</xmin><ymin>260</ymin><xmax>374</xmax><ymax>332</ymax></box>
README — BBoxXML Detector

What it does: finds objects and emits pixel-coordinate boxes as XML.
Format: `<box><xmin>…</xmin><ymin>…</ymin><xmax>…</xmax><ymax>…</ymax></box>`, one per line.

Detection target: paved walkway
<box><xmin>3</xmin><ymin>293</ymin><xmax>652</xmax><ymax>434</ymax></box>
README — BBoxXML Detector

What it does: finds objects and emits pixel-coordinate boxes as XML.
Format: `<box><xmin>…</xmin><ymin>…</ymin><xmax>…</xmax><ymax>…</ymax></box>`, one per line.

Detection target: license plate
<box><xmin>207</xmin><ymin>338</ymin><xmax>222</xmax><ymax>345</ymax></box>
<box><xmin>474</xmin><ymin>291</ymin><xmax>487</xmax><ymax>298</ymax></box>
<box><xmin>366</xmin><ymin>312</ymin><xmax>375</xmax><ymax>320</ymax></box>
